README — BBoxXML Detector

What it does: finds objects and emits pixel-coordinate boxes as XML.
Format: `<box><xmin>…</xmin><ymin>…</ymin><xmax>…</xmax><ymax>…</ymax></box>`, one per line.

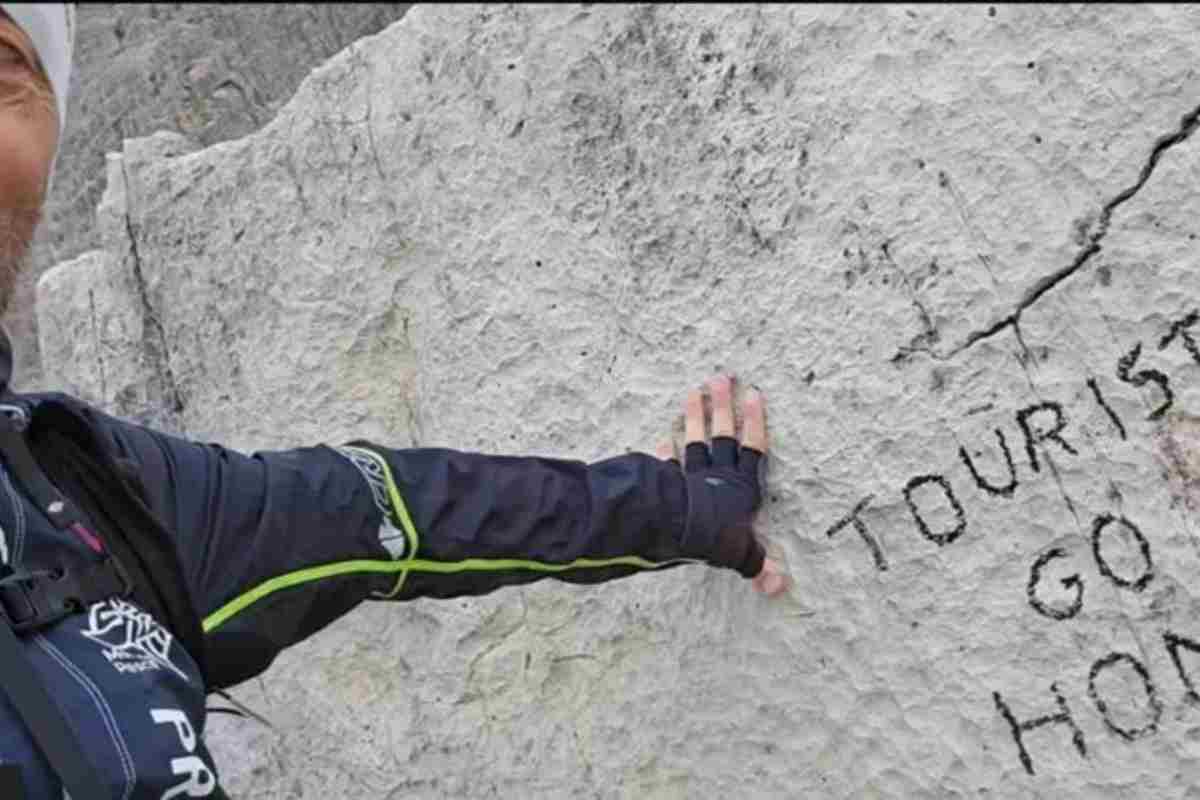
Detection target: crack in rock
<box><xmin>899</xmin><ymin>101</ymin><xmax>1200</xmax><ymax>363</ymax></box>
<box><xmin>120</xmin><ymin>161</ymin><xmax>187</xmax><ymax>427</ymax></box>
<box><xmin>882</xmin><ymin>240</ymin><xmax>941</xmax><ymax>363</ymax></box>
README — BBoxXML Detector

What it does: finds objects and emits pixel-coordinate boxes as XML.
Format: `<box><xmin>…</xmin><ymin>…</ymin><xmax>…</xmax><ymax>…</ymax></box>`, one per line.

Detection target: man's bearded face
<box><xmin>0</xmin><ymin>8</ymin><xmax>58</xmax><ymax>315</ymax></box>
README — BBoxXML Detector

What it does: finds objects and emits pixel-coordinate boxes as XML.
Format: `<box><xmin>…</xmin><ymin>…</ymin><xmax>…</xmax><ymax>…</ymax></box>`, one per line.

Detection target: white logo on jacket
<box><xmin>81</xmin><ymin>597</ymin><xmax>189</xmax><ymax>682</ymax></box>
<box><xmin>336</xmin><ymin>445</ymin><xmax>409</xmax><ymax>559</ymax></box>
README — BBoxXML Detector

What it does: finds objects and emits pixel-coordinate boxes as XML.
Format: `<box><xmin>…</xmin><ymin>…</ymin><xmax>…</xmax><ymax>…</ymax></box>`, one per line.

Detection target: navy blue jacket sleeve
<box><xmin>74</xmin><ymin>401</ymin><xmax>762</xmax><ymax>687</ymax></box>
<box><xmin>335</xmin><ymin>443</ymin><xmax>699</xmax><ymax>601</ymax></box>
<box><xmin>79</xmin><ymin>405</ymin><xmax>706</xmax><ymax>650</ymax></box>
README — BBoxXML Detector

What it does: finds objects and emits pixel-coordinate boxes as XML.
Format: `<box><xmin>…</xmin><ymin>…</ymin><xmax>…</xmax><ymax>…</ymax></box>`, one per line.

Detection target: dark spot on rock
<box><xmin>938</xmin><ymin>170</ymin><xmax>950</xmax><ymax>189</ymax></box>
<box><xmin>844</xmin><ymin>270</ymin><xmax>856</xmax><ymax>289</ymax></box>
<box><xmin>930</xmin><ymin>369</ymin><xmax>946</xmax><ymax>393</ymax></box>
<box><xmin>804</xmin><ymin>370</ymin><xmax>815</xmax><ymax>384</ymax></box>
<box><xmin>1072</xmin><ymin>216</ymin><xmax>1093</xmax><ymax>246</ymax></box>
<box><xmin>750</xmin><ymin>62</ymin><xmax>776</xmax><ymax>89</ymax></box>
<box><xmin>1027</xmin><ymin>61</ymin><xmax>1036</xmax><ymax>69</ymax></box>
<box><xmin>507</xmin><ymin>63</ymin><xmax>516</xmax><ymax>70</ymax></box>
<box><xmin>1032</xmin><ymin>133</ymin><xmax>1042</xmax><ymax>144</ymax></box>
<box><xmin>535</xmin><ymin>260</ymin><xmax>543</xmax><ymax>267</ymax></box>
<box><xmin>988</xmin><ymin>6</ymin><xmax>996</xmax><ymax>16</ymax></box>
<box><xmin>1097</xmin><ymin>264</ymin><xmax>1112</xmax><ymax>287</ymax></box>
<box><xmin>916</xmin><ymin>158</ymin><xmax>926</xmax><ymax>169</ymax></box>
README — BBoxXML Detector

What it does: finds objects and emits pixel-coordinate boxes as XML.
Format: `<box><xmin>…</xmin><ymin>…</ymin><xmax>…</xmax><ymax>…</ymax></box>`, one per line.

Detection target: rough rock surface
<box><xmin>35</xmin><ymin>4</ymin><xmax>1200</xmax><ymax>798</ymax></box>
<box><xmin>10</xmin><ymin>3</ymin><xmax>411</xmax><ymax>389</ymax></box>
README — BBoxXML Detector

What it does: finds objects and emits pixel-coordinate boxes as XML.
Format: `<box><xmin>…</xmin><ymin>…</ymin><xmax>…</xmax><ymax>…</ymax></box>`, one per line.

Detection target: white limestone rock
<box><xmin>36</xmin><ymin>4</ymin><xmax>1200</xmax><ymax>798</ymax></box>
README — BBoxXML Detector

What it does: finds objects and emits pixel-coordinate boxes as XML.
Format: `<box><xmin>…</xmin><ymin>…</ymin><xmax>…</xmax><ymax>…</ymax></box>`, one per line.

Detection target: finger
<box><xmin>684</xmin><ymin>441</ymin><xmax>711</xmax><ymax>472</ymax></box>
<box><xmin>684</xmin><ymin>387</ymin><xmax>706</xmax><ymax>445</ymax></box>
<box><xmin>738</xmin><ymin>447</ymin><xmax>763</xmax><ymax>484</ymax></box>
<box><xmin>655</xmin><ymin>439</ymin><xmax>679</xmax><ymax>466</ymax></box>
<box><xmin>741</xmin><ymin>386</ymin><xmax>768</xmax><ymax>455</ymax></box>
<box><xmin>711</xmin><ymin>436</ymin><xmax>738</xmax><ymax>467</ymax></box>
<box><xmin>752</xmin><ymin>570</ymin><xmax>787</xmax><ymax>596</ymax></box>
<box><xmin>710</xmin><ymin>374</ymin><xmax>735</xmax><ymax>439</ymax></box>
<box><xmin>752</xmin><ymin>558</ymin><xmax>790</xmax><ymax>597</ymax></box>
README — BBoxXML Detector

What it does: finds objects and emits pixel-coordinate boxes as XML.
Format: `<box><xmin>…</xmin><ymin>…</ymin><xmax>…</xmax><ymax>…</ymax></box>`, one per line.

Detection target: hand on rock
<box><xmin>654</xmin><ymin>374</ymin><xmax>790</xmax><ymax>597</ymax></box>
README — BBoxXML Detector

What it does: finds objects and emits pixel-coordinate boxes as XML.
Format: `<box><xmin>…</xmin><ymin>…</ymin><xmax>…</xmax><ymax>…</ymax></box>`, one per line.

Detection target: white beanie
<box><xmin>0</xmin><ymin>2</ymin><xmax>75</xmax><ymax>194</ymax></box>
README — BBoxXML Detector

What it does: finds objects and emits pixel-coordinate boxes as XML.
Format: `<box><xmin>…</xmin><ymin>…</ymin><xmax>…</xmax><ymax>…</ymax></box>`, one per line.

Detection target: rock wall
<box><xmin>36</xmin><ymin>5</ymin><xmax>1200</xmax><ymax>797</ymax></box>
<box><xmin>11</xmin><ymin>3</ymin><xmax>410</xmax><ymax>390</ymax></box>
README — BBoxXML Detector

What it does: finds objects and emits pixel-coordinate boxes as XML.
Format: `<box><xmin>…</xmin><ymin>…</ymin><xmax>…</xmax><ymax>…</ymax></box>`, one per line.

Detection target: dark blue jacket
<box><xmin>0</xmin><ymin>343</ymin><xmax>763</xmax><ymax>798</ymax></box>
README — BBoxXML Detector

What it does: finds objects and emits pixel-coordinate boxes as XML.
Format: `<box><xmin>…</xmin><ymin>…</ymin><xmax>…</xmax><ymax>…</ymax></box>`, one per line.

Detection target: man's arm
<box><xmin>84</xmin><ymin>375</ymin><xmax>776</xmax><ymax>687</ymax></box>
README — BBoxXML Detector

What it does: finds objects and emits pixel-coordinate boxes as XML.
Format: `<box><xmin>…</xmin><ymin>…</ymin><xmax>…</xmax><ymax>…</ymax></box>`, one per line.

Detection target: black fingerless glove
<box><xmin>679</xmin><ymin>436</ymin><xmax>766</xmax><ymax>578</ymax></box>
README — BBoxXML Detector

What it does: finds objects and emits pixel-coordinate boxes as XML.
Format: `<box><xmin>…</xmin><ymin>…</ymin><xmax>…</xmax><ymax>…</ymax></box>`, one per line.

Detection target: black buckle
<box><xmin>0</xmin><ymin>558</ymin><xmax>134</xmax><ymax>633</ymax></box>
<box><xmin>0</xmin><ymin>569</ymin><xmax>74</xmax><ymax>633</ymax></box>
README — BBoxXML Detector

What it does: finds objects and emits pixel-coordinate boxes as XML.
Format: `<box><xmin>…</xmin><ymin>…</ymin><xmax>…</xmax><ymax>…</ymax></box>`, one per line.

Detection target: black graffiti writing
<box><xmin>903</xmin><ymin>474</ymin><xmax>967</xmax><ymax>546</ymax></box>
<box><xmin>1016</xmin><ymin>402</ymin><xmax>1078</xmax><ymax>474</ymax></box>
<box><xmin>815</xmin><ymin>304</ymin><xmax>1200</xmax><ymax>770</ymax></box>
<box><xmin>824</xmin><ymin>312</ymin><xmax>1194</xmax><ymax>568</ymax></box>
<box><xmin>1091</xmin><ymin>513</ymin><xmax>1154</xmax><ymax>592</ymax></box>
<box><xmin>993</xmin><ymin>683</ymin><xmax>1087</xmax><ymax>776</ymax></box>
<box><xmin>1026</xmin><ymin>512</ymin><xmax>1152</xmax><ymax>620</ymax></box>
<box><xmin>1026</xmin><ymin>548</ymin><xmax>1083</xmax><ymax>620</ymax></box>
<box><xmin>958</xmin><ymin>429</ymin><xmax>1018</xmax><ymax>497</ymax></box>
<box><xmin>1158</xmin><ymin>309</ymin><xmax>1200</xmax><ymax>366</ymax></box>
<box><xmin>1086</xmin><ymin>377</ymin><xmax>1127</xmax><ymax>441</ymax></box>
<box><xmin>1117</xmin><ymin>342</ymin><xmax>1174</xmax><ymax>420</ymax></box>
<box><xmin>1087</xmin><ymin>652</ymin><xmax>1163</xmax><ymax>741</ymax></box>
<box><xmin>994</xmin><ymin>629</ymin><xmax>1200</xmax><ymax>774</ymax></box>
<box><xmin>825</xmin><ymin>494</ymin><xmax>888</xmax><ymax>571</ymax></box>
<box><xmin>1163</xmin><ymin>630</ymin><xmax>1200</xmax><ymax>704</ymax></box>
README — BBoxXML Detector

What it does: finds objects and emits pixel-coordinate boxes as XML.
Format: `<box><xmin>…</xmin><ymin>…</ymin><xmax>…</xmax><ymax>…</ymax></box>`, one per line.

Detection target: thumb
<box><xmin>709</xmin><ymin>522</ymin><xmax>765</xmax><ymax>578</ymax></box>
<box><xmin>752</xmin><ymin>558</ymin><xmax>790</xmax><ymax>597</ymax></box>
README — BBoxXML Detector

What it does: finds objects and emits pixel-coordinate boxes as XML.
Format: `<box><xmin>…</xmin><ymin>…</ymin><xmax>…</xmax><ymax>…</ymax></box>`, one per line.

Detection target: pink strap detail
<box><xmin>69</xmin><ymin>522</ymin><xmax>103</xmax><ymax>554</ymax></box>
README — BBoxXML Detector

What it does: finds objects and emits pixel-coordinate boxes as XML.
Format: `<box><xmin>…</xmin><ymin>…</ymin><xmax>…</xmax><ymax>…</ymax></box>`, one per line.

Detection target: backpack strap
<box><xmin>22</xmin><ymin>399</ymin><xmax>210</xmax><ymax>687</ymax></box>
<box><xmin>0</xmin><ymin>606</ymin><xmax>109</xmax><ymax>800</ymax></box>
<box><xmin>0</xmin><ymin>414</ymin><xmax>127</xmax><ymax>799</ymax></box>
<box><xmin>0</xmin><ymin>558</ymin><xmax>132</xmax><ymax>634</ymax></box>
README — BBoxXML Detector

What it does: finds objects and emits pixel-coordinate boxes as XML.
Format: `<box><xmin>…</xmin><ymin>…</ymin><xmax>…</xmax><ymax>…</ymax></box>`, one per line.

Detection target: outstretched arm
<box><xmin>86</xmin><ymin>374</ymin><xmax>786</xmax><ymax>688</ymax></box>
<box><xmin>336</xmin><ymin>374</ymin><xmax>785</xmax><ymax>602</ymax></box>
